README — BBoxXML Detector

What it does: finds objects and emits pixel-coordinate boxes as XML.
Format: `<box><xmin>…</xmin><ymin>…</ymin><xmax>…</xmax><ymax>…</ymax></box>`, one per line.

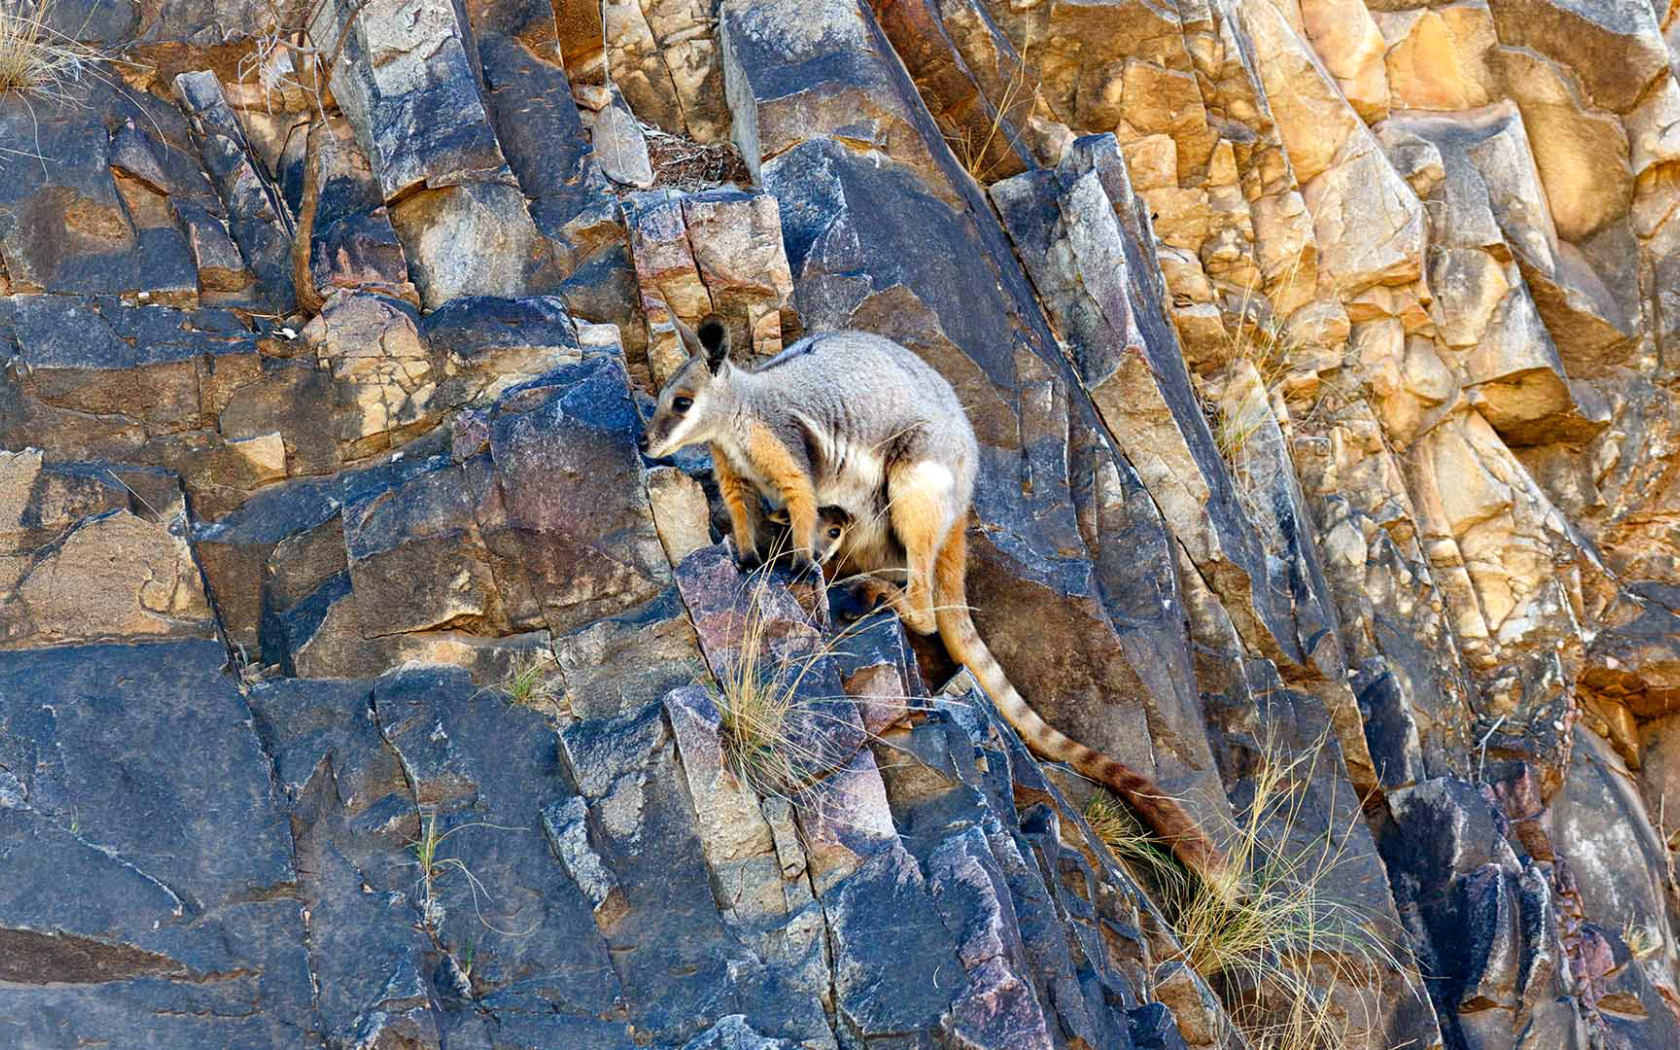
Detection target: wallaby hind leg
<box><xmin>887</xmin><ymin>461</ymin><xmax>957</xmax><ymax>636</ymax></box>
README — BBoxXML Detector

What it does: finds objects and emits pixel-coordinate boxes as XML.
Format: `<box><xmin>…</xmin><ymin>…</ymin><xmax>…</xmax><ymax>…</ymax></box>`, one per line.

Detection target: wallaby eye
<box><xmin>828</xmin><ymin>527</ymin><xmax>842</xmax><ymax>539</ymax></box>
<box><xmin>672</xmin><ymin>396</ymin><xmax>693</xmax><ymax>413</ymax></box>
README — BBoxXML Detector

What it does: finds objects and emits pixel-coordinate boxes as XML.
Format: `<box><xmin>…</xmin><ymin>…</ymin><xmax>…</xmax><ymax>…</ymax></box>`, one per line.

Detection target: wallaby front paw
<box><xmin>786</xmin><ymin>551</ymin><xmax>820</xmax><ymax>580</ymax></box>
<box><xmin>735</xmin><ymin>546</ymin><xmax>764</xmax><ymax>573</ymax></box>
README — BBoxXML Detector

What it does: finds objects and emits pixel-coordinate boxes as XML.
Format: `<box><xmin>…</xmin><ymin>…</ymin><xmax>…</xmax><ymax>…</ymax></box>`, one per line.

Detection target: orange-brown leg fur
<box><xmin>745</xmin><ymin>423</ymin><xmax>819</xmax><ymax>562</ymax></box>
<box><xmin>885</xmin><ymin>466</ymin><xmax>949</xmax><ymax>636</ymax></box>
<box><xmin>934</xmin><ymin>525</ymin><xmax>968</xmax><ymax>615</ymax></box>
<box><xmin>710</xmin><ymin>444</ymin><xmax>761</xmax><ymax>561</ymax></box>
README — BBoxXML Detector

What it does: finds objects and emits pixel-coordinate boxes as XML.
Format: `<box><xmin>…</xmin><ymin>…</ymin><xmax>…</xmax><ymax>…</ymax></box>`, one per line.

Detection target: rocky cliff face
<box><xmin>2</xmin><ymin>0</ymin><xmax>1679</xmax><ymax>1047</ymax></box>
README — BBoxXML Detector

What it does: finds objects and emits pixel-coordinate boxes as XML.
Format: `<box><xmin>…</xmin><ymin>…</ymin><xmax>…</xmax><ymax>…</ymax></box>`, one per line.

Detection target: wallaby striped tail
<box><xmin>933</xmin><ymin>527</ymin><xmax>1229</xmax><ymax>882</ymax></box>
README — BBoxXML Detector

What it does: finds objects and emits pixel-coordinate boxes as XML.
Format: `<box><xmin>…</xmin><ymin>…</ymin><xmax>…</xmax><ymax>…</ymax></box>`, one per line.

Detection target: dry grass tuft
<box><xmin>1199</xmin><ymin>270</ymin><xmax>1319</xmax><ymax>546</ymax></box>
<box><xmin>1089</xmin><ymin>733</ymin><xmax>1403</xmax><ymax>1050</ymax></box>
<box><xmin>1623</xmin><ymin>919</ymin><xmax>1663</xmax><ymax>962</ymax></box>
<box><xmin>1207</xmin><ymin>356</ymin><xmax>1287</xmax><ymax>551</ymax></box>
<box><xmin>1084</xmin><ymin>791</ymin><xmax>1189</xmax><ymax>899</ymax></box>
<box><xmin>944</xmin><ymin>41</ymin><xmax>1038</xmax><ymax>184</ymax></box>
<box><xmin>1210</xmin><ymin>360</ymin><xmax>1278</xmax><ymax>472</ymax></box>
<box><xmin>707</xmin><ymin>548</ymin><xmax>948</xmax><ymax>806</ymax></box>
<box><xmin>713</xmin><ymin>572</ymin><xmax>846</xmax><ymax>799</ymax></box>
<box><xmin>0</xmin><ymin>0</ymin><xmax>111</xmax><ymax>102</ymax></box>
<box><xmin>1205</xmin><ymin>270</ymin><xmax>1296</xmax><ymax>456</ymax></box>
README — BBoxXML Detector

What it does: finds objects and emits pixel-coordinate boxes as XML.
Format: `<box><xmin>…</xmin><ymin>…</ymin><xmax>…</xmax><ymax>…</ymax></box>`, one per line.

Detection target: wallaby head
<box><xmin>640</xmin><ymin>315</ymin><xmax>736</xmax><ymax>458</ymax></box>
<box><xmin>813</xmin><ymin>505</ymin><xmax>853</xmax><ymax>564</ymax></box>
<box><xmin>768</xmin><ymin>504</ymin><xmax>853</xmax><ymax>564</ymax></box>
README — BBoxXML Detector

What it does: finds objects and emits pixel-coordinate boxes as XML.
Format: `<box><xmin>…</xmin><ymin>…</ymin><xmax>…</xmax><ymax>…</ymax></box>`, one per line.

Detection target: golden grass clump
<box><xmin>1085</xmin><ymin>790</ymin><xmax>1189</xmax><ymax>896</ymax></box>
<box><xmin>944</xmin><ymin>38</ymin><xmax>1039</xmax><ymax>184</ymax></box>
<box><xmin>1623</xmin><ymin>919</ymin><xmax>1663</xmax><ymax>962</ymax></box>
<box><xmin>1088</xmin><ymin>734</ymin><xmax>1404</xmax><ymax>1050</ymax></box>
<box><xmin>706</xmin><ymin>538</ymin><xmax>945</xmax><ymax>805</ymax></box>
<box><xmin>713</xmin><ymin>573</ymin><xmax>840</xmax><ymax>800</ymax></box>
<box><xmin>0</xmin><ymin>0</ymin><xmax>106</xmax><ymax>101</ymax></box>
<box><xmin>1211</xmin><ymin>359</ymin><xmax>1278</xmax><ymax>471</ymax></box>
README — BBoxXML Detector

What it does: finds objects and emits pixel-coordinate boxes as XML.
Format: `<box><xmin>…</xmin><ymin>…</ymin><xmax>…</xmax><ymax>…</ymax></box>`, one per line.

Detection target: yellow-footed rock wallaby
<box><xmin>640</xmin><ymin>315</ymin><xmax>1227</xmax><ymax>881</ymax></box>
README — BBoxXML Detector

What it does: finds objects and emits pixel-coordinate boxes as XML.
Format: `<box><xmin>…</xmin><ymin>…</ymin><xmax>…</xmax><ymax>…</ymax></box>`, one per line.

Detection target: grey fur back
<box><xmin>721</xmin><ymin>330</ymin><xmax>977</xmax><ymax>570</ymax></box>
<box><xmin>739</xmin><ymin>330</ymin><xmax>976</xmax><ymax>491</ymax></box>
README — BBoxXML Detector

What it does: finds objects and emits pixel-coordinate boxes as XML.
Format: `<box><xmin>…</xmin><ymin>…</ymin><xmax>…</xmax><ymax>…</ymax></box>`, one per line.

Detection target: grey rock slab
<box><xmin>174</xmin><ymin>71</ymin><xmax>296</xmax><ymax>311</ymax></box>
<box><xmin>315</xmin><ymin>0</ymin><xmax>515</xmax><ymax>200</ymax></box>
<box><xmin>0</xmin><ymin>640</ymin><xmax>313</xmax><ymax>1048</ymax></box>
<box><xmin>1129</xmin><ymin>1002</ymin><xmax>1190</xmax><ymax>1050</ymax></box>
<box><xmin>247</xmin><ymin>677</ymin><xmax>436</xmax><ymax>1048</ymax></box>
<box><xmin>373</xmin><ymin>663</ymin><xmax>628</xmax><ymax>1028</ymax></box>
<box><xmin>823</xmin><ymin>841</ymin><xmax>967</xmax><ymax>1039</ymax></box>
<box><xmin>992</xmin><ymin>136</ymin><xmax>1339</xmax><ymax>676</ymax></box>
<box><xmin>0</xmin><ymin>83</ymin><xmax>209</xmax><ymax>302</ymax></box>
<box><xmin>481</xmin><ymin>353</ymin><xmax>669</xmax><ymax>636</ymax></box>
<box><xmin>421</xmin><ymin>294</ymin><xmax>580</xmax><ymax>359</ymax></box>
<box><xmin>558</xmin><ymin>698</ymin><xmax>749</xmax><ymax>1043</ymax></box>
<box><xmin>0</xmin><ymin>640</ymin><xmax>294</xmax><ymax>910</ymax></box>
<box><xmin>342</xmin><ymin>451</ymin><xmax>506</xmax><ymax>637</ymax></box>
<box><xmin>474</xmin><ymin>27</ymin><xmax>599</xmax><ymax>228</ymax></box>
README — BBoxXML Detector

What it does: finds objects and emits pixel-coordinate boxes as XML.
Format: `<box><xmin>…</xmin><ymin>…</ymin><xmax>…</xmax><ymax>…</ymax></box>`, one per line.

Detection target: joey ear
<box><xmin>823</xmin><ymin>506</ymin><xmax>854</xmax><ymax>525</ymax></box>
<box><xmin>696</xmin><ymin>315</ymin><xmax>730</xmax><ymax>374</ymax></box>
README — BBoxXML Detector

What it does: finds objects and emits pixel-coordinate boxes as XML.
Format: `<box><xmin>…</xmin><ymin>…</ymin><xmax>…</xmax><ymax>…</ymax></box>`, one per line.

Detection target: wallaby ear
<box><xmin>673</xmin><ymin>315</ymin><xmax>707</xmax><ymax>362</ymax></box>
<box><xmin>696</xmin><ymin>315</ymin><xmax>730</xmax><ymax>374</ymax></box>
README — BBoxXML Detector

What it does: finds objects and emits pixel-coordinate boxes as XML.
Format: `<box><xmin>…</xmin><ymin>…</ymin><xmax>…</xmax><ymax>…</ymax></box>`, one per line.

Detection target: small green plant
<box><xmin>408</xmin><ymin>808</ymin><xmax>447</xmax><ymax>926</ymax></box>
<box><xmin>494</xmin><ymin>649</ymin><xmax>569</xmax><ymax>717</ymax></box>
<box><xmin>1088</xmin><ymin>733</ymin><xmax>1403</xmax><ymax>1050</ymax></box>
<box><xmin>406</xmin><ymin>808</ymin><xmax>539</xmax><ymax>938</ymax></box>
